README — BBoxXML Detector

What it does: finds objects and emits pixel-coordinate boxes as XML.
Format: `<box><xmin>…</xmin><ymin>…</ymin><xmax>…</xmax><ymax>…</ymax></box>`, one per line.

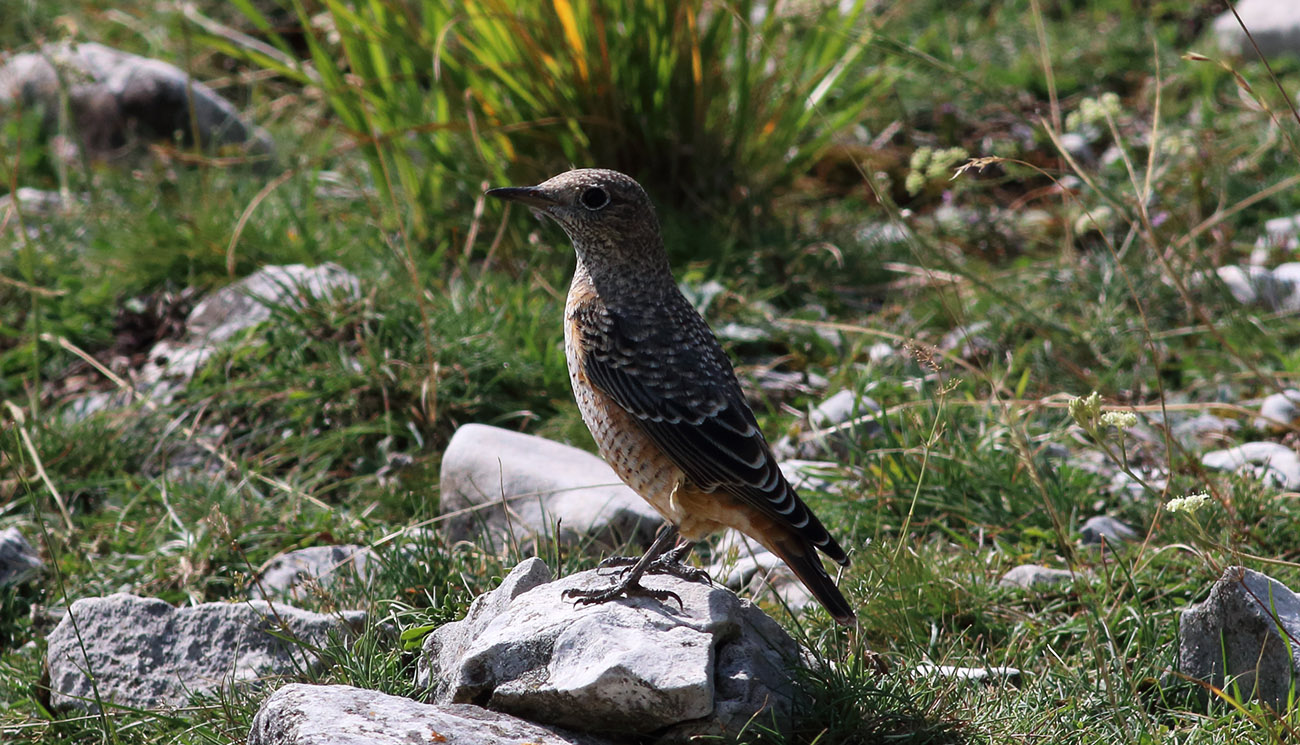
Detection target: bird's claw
<box><xmin>595</xmin><ymin>555</ymin><xmax>713</xmax><ymax>585</ymax></box>
<box><xmin>562</xmin><ymin>582</ymin><xmax>685</xmax><ymax>612</ymax></box>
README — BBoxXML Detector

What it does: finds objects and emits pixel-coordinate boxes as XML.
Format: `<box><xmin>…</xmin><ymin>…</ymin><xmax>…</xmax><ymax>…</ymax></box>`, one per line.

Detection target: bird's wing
<box><xmin>576</xmin><ymin>296</ymin><xmax>848</xmax><ymax>565</ymax></box>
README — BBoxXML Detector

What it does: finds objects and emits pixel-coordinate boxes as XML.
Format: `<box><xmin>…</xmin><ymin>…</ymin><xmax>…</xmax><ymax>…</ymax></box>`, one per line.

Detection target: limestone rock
<box><xmin>45</xmin><ymin>593</ymin><xmax>363</xmax><ymax>712</ymax></box>
<box><xmin>1213</xmin><ymin>0</ymin><xmax>1300</xmax><ymax>60</ymax></box>
<box><xmin>914</xmin><ymin>663</ymin><xmax>1023</xmax><ymax>683</ymax></box>
<box><xmin>1179</xmin><ymin>566</ymin><xmax>1300</xmax><ymax>707</ymax></box>
<box><xmin>705</xmin><ymin>529</ymin><xmax>817</xmax><ymax>614</ymax></box>
<box><xmin>438</xmin><ymin>424</ymin><xmax>662</xmax><ymax>554</ymax></box>
<box><xmin>1079</xmin><ymin>515</ymin><xmax>1137</xmax><ymax>545</ymax></box>
<box><xmin>140</xmin><ymin>263</ymin><xmax>361</xmax><ymax>384</ymax></box>
<box><xmin>1171</xmin><ymin>414</ymin><xmax>1240</xmax><ymax>449</ymax></box>
<box><xmin>252</xmin><ymin>545</ymin><xmax>376</xmax><ymax>602</ymax></box>
<box><xmin>0</xmin><ymin>42</ymin><xmax>273</xmax><ymax>161</ymax></box>
<box><xmin>1202</xmin><ymin>442</ymin><xmax>1300</xmax><ymax>490</ymax></box>
<box><xmin>0</xmin><ymin>527</ymin><xmax>42</xmax><ymax>586</ymax></box>
<box><xmin>248</xmin><ymin>684</ymin><xmax>612</xmax><ymax>745</ymax></box>
<box><xmin>416</xmin><ymin>558</ymin><xmax>798</xmax><ymax>742</ymax></box>
<box><xmin>1256</xmin><ymin>390</ymin><xmax>1300</xmax><ymax>432</ymax></box>
<box><xmin>774</xmin><ymin>389</ymin><xmax>883</xmax><ymax>460</ymax></box>
<box><xmin>998</xmin><ymin>564</ymin><xmax>1078</xmax><ymax>590</ymax></box>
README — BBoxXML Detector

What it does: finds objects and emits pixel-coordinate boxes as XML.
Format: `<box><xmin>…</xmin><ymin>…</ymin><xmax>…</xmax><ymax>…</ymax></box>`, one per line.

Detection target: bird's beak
<box><xmin>485</xmin><ymin>185</ymin><xmax>558</xmax><ymax>210</ymax></box>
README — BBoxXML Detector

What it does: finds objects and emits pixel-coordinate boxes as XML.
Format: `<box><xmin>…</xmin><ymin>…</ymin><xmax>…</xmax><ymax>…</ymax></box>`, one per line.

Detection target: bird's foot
<box><xmin>562</xmin><ymin>579</ymin><xmax>683</xmax><ymax>611</ymax></box>
<box><xmin>596</xmin><ymin>555</ymin><xmax>712</xmax><ymax>585</ymax></box>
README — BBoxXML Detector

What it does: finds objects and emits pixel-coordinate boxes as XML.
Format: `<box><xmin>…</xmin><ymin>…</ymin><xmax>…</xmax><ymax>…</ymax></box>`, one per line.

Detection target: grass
<box><xmin>4</xmin><ymin>0</ymin><xmax>1300</xmax><ymax>743</ymax></box>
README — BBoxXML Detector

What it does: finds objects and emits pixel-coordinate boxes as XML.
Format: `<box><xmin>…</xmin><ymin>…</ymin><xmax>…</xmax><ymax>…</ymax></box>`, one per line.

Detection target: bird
<box><xmin>486</xmin><ymin>168</ymin><xmax>856</xmax><ymax>627</ymax></box>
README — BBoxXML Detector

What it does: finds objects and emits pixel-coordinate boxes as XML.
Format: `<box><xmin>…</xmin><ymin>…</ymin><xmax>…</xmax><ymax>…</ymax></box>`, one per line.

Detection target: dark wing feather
<box><xmin>577</xmin><ymin>294</ymin><xmax>848</xmax><ymax>565</ymax></box>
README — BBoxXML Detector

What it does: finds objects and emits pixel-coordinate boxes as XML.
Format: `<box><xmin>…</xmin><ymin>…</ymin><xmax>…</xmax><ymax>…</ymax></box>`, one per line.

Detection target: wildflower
<box><xmin>1068</xmin><ymin>391</ymin><xmax>1103</xmax><ymax>430</ymax></box>
<box><xmin>1100</xmin><ymin>411</ymin><xmax>1137</xmax><ymax>430</ymax></box>
<box><xmin>1165</xmin><ymin>492</ymin><xmax>1211</xmax><ymax>514</ymax></box>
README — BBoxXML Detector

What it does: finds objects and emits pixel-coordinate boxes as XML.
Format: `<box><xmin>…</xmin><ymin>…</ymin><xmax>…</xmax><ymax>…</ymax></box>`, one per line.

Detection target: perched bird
<box><xmin>487</xmin><ymin>169</ymin><xmax>855</xmax><ymax>627</ymax></box>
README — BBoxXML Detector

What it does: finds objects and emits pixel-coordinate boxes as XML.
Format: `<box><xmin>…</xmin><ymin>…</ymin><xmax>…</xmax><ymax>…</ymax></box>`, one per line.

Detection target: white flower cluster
<box><xmin>1165</xmin><ymin>492</ymin><xmax>1211</xmax><ymax>514</ymax></box>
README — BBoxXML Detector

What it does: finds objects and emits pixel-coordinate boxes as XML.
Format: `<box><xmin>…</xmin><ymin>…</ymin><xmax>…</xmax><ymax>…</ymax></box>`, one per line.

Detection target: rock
<box><xmin>1213</xmin><ymin>0</ymin><xmax>1300</xmax><ymax>60</ymax></box>
<box><xmin>714</xmin><ymin>322</ymin><xmax>766</xmax><ymax>343</ymax></box>
<box><xmin>438</xmin><ymin>424</ymin><xmax>662</xmax><ymax>554</ymax></box>
<box><xmin>0</xmin><ymin>527</ymin><xmax>42</xmax><ymax>585</ymax></box>
<box><xmin>1215</xmin><ymin>263</ymin><xmax>1300</xmax><ymax>311</ymax></box>
<box><xmin>939</xmin><ymin>321</ymin><xmax>994</xmax><ymax>360</ymax></box>
<box><xmin>186</xmin><ymin>263</ymin><xmax>361</xmax><ymax>345</ymax></box>
<box><xmin>1216</xmin><ymin>265</ymin><xmax>1275</xmax><ymax>305</ymax></box>
<box><xmin>1179</xmin><ymin>566</ymin><xmax>1300</xmax><ymax>708</ymax></box>
<box><xmin>0</xmin><ymin>188</ymin><xmax>81</xmax><ymax>218</ymax></box>
<box><xmin>1262</xmin><ymin>214</ymin><xmax>1300</xmax><ymax>250</ymax></box>
<box><xmin>248</xmin><ymin>684</ymin><xmax>612</xmax><ymax>745</ymax></box>
<box><xmin>752</xmin><ymin>368</ymin><xmax>828</xmax><ymax>399</ymax></box>
<box><xmin>416</xmin><ymin>558</ymin><xmax>798</xmax><ymax>742</ymax></box>
<box><xmin>998</xmin><ymin>564</ymin><xmax>1078</xmax><ymax>590</ymax></box>
<box><xmin>703</xmin><ymin>530</ymin><xmax>817</xmax><ymax>614</ymax></box>
<box><xmin>46</xmin><ymin>593</ymin><xmax>363</xmax><ymax>712</ymax></box>
<box><xmin>1274</xmin><ymin>263</ymin><xmax>1300</xmax><ymax>311</ymax></box>
<box><xmin>1079</xmin><ymin>515</ymin><xmax>1137</xmax><ymax>545</ymax></box>
<box><xmin>773</xmin><ymin>389</ymin><xmax>883</xmax><ymax>460</ymax></box>
<box><xmin>1202</xmin><ymin>442</ymin><xmax>1300</xmax><ymax>490</ymax></box>
<box><xmin>867</xmin><ymin>342</ymin><xmax>897</xmax><ymax>364</ymax></box>
<box><xmin>1256</xmin><ymin>390</ymin><xmax>1300</xmax><ymax>432</ymax></box>
<box><xmin>0</xmin><ymin>42</ymin><xmax>273</xmax><ymax>162</ymax></box>
<box><xmin>252</xmin><ymin>545</ymin><xmax>376</xmax><ymax>602</ymax></box>
<box><xmin>140</xmin><ymin>263</ymin><xmax>361</xmax><ymax>384</ymax></box>
<box><xmin>914</xmin><ymin>663</ymin><xmax>1022</xmax><ymax>683</ymax></box>
<box><xmin>1171</xmin><ymin>414</ymin><xmax>1240</xmax><ymax>448</ymax></box>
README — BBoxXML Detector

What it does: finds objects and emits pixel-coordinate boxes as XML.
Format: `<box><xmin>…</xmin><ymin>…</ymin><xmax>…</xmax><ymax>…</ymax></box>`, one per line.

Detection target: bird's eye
<box><xmin>580</xmin><ymin>186</ymin><xmax>610</xmax><ymax>211</ymax></box>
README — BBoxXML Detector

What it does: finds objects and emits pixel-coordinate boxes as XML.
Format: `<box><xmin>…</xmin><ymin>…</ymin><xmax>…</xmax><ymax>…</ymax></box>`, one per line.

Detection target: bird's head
<box><xmin>486</xmin><ymin>169</ymin><xmax>664</xmax><ymax>272</ymax></box>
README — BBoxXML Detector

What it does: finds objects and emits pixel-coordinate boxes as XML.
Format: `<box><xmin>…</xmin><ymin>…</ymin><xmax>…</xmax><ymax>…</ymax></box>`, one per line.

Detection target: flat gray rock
<box><xmin>1180</xmin><ymin>566</ymin><xmax>1300</xmax><ymax>707</ymax></box>
<box><xmin>248</xmin><ymin>684</ymin><xmax>612</xmax><ymax>745</ymax></box>
<box><xmin>46</xmin><ymin>593</ymin><xmax>363</xmax><ymax>712</ymax></box>
<box><xmin>0</xmin><ymin>527</ymin><xmax>42</xmax><ymax>585</ymax></box>
<box><xmin>416</xmin><ymin>558</ymin><xmax>798</xmax><ymax>743</ymax></box>
<box><xmin>252</xmin><ymin>545</ymin><xmax>376</xmax><ymax>602</ymax></box>
<box><xmin>1202</xmin><ymin>442</ymin><xmax>1300</xmax><ymax>490</ymax></box>
<box><xmin>998</xmin><ymin>564</ymin><xmax>1078</xmax><ymax>590</ymax></box>
<box><xmin>438</xmin><ymin>424</ymin><xmax>662</xmax><ymax>554</ymax></box>
<box><xmin>1079</xmin><ymin>515</ymin><xmax>1137</xmax><ymax>545</ymax></box>
<box><xmin>0</xmin><ymin>42</ymin><xmax>272</xmax><ymax>161</ymax></box>
<box><xmin>1213</xmin><ymin>0</ymin><xmax>1300</xmax><ymax>59</ymax></box>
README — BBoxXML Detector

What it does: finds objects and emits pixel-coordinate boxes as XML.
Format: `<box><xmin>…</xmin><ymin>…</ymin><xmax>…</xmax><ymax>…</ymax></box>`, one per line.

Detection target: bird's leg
<box><xmin>597</xmin><ymin>531</ymin><xmax>711</xmax><ymax>585</ymax></box>
<box><xmin>564</xmin><ymin>524</ymin><xmax>685</xmax><ymax>610</ymax></box>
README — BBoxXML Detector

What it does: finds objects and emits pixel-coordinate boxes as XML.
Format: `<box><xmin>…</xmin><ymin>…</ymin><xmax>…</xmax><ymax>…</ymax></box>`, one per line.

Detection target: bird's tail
<box><xmin>767</xmin><ymin>533</ymin><xmax>857</xmax><ymax>627</ymax></box>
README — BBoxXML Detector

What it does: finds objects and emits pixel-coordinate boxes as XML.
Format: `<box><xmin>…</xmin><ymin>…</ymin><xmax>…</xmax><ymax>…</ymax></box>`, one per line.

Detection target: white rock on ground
<box><xmin>1180</xmin><ymin>566</ymin><xmax>1300</xmax><ymax>708</ymax></box>
<box><xmin>45</xmin><ymin>593</ymin><xmax>364</xmax><ymax>712</ymax></box>
<box><xmin>252</xmin><ymin>545</ymin><xmax>376</xmax><ymax>602</ymax></box>
<box><xmin>0</xmin><ymin>42</ymin><xmax>273</xmax><ymax>160</ymax></box>
<box><xmin>1202</xmin><ymin>442</ymin><xmax>1300</xmax><ymax>490</ymax></box>
<box><xmin>1255</xmin><ymin>389</ymin><xmax>1300</xmax><ymax>432</ymax></box>
<box><xmin>705</xmin><ymin>529</ymin><xmax>817</xmax><ymax>614</ymax></box>
<box><xmin>138</xmin><ymin>263</ymin><xmax>361</xmax><ymax>386</ymax></box>
<box><xmin>0</xmin><ymin>527</ymin><xmax>42</xmax><ymax>585</ymax></box>
<box><xmin>1213</xmin><ymin>0</ymin><xmax>1300</xmax><ymax>60</ymax></box>
<box><xmin>416</xmin><ymin>558</ymin><xmax>799</xmax><ymax>743</ymax></box>
<box><xmin>773</xmin><ymin>389</ymin><xmax>883</xmax><ymax>460</ymax></box>
<box><xmin>914</xmin><ymin>663</ymin><xmax>1023</xmax><ymax>683</ymax></box>
<box><xmin>438</xmin><ymin>424</ymin><xmax>662</xmax><ymax>554</ymax></box>
<box><xmin>998</xmin><ymin>564</ymin><xmax>1079</xmax><ymax>590</ymax></box>
<box><xmin>248</xmin><ymin>684</ymin><xmax>614</xmax><ymax>745</ymax></box>
<box><xmin>1079</xmin><ymin>515</ymin><xmax>1137</xmax><ymax>545</ymax></box>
